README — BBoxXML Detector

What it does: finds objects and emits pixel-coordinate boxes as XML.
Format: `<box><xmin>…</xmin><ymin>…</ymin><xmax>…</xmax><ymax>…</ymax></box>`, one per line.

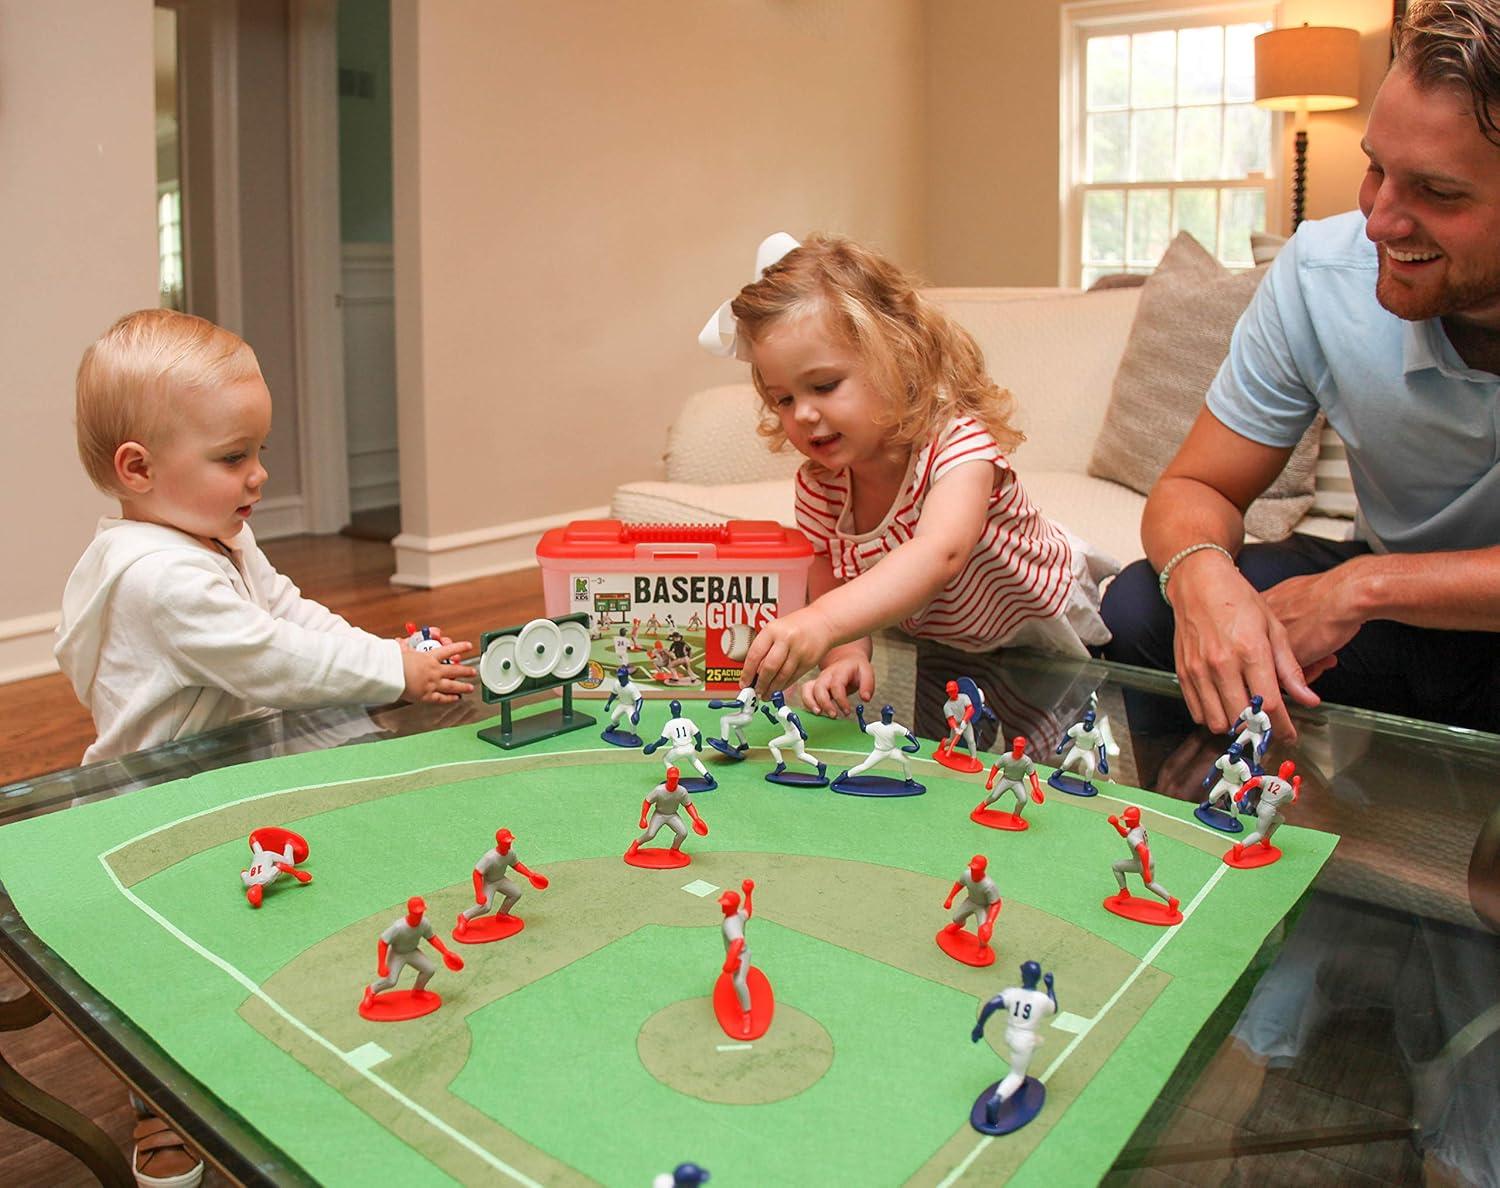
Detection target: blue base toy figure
<box><xmin>760</xmin><ymin>691</ymin><xmax>827</xmax><ymax>786</ymax></box>
<box><xmin>600</xmin><ymin>664</ymin><xmax>644</xmax><ymax>748</ymax></box>
<box><xmin>969</xmin><ymin>960</ymin><xmax>1057</xmax><ymax>1134</ymax></box>
<box><xmin>1194</xmin><ymin>741</ymin><xmax>1252</xmax><ymax>832</ymax></box>
<box><xmin>643</xmin><ymin>700</ymin><xmax>717</xmax><ymax>791</ymax></box>
<box><xmin>706</xmin><ymin>686</ymin><xmax>758</xmax><ymax>760</ymax></box>
<box><xmin>831</xmin><ymin>704</ymin><xmax>925</xmax><ymax>797</ymax></box>
<box><xmin>1048</xmin><ymin>708</ymin><xmax>1110</xmax><ymax>797</ymax></box>
<box><xmin>1230</xmin><ymin>694</ymin><xmax>1272</xmax><ymax>775</ymax></box>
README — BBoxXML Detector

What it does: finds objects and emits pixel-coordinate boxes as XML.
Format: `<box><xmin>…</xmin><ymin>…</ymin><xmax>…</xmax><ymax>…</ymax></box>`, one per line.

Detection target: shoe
<box><xmin>1167</xmin><ymin>897</ymin><xmax>1180</xmax><ymax>912</ymax></box>
<box><xmin>455</xmin><ymin>914</ymin><xmax>468</xmax><ymax>934</ymax></box>
<box><xmin>626</xmin><ymin>840</ymin><xmax>640</xmax><ymax>856</ymax></box>
<box><xmin>361</xmin><ymin>985</ymin><xmax>375</xmax><ymax>1011</ymax></box>
<box><xmin>132</xmin><ymin>1115</ymin><xmax>204</xmax><ymax>1188</ymax></box>
<box><xmin>772</xmin><ymin>763</ymin><xmax>786</xmax><ymax>775</ymax></box>
<box><xmin>1231</xmin><ymin>844</ymin><xmax>1244</xmax><ymax>861</ymax></box>
<box><xmin>245</xmin><ymin>883</ymin><xmax>263</xmax><ymax>908</ymax></box>
<box><xmin>815</xmin><ymin>763</ymin><xmax>827</xmax><ymax>780</ymax></box>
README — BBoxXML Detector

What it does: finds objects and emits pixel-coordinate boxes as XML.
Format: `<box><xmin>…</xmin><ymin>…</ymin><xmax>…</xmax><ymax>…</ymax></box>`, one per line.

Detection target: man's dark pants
<box><xmin>1100</xmin><ymin>535</ymin><xmax>1500</xmax><ymax>732</ymax></box>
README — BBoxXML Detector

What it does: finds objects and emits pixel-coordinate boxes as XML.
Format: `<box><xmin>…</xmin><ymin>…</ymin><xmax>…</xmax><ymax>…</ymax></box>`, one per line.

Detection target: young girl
<box><xmin>698</xmin><ymin>233</ymin><xmax>1112</xmax><ymax>715</ymax></box>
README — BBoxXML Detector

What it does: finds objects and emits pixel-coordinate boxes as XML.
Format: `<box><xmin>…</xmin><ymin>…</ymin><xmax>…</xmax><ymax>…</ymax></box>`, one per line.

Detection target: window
<box><xmin>1063</xmin><ymin>4</ymin><xmax>1276</xmax><ymax>288</ymax></box>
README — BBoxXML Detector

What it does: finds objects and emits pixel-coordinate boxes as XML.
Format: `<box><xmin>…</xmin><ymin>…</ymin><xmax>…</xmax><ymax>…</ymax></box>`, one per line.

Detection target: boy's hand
<box><xmin>740</xmin><ymin>607</ymin><xmax>834</xmax><ymax>698</ymax></box>
<box><xmin>800</xmin><ymin>653</ymin><xmax>876</xmax><ymax>718</ymax></box>
<box><xmin>401</xmin><ymin>641</ymin><xmax>475</xmax><ymax>703</ymax></box>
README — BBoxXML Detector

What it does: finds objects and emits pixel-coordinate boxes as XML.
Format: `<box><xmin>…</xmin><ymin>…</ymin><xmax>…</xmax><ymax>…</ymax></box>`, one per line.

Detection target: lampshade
<box><xmin>1254</xmin><ymin>25</ymin><xmax>1361</xmax><ymax>112</ymax></box>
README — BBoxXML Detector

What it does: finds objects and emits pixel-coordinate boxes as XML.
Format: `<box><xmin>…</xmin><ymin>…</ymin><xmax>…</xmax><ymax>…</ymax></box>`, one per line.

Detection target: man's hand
<box><xmin>740</xmin><ymin>605</ymin><xmax>835</xmax><ymax>697</ymax></box>
<box><xmin>401</xmin><ymin>642</ymin><xmax>476</xmax><ymax>704</ymax></box>
<box><xmin>1262</xmin><ymin>568</ymin><xmax>1365</xmax><ymax>676</ymax></box>
<box><xmin>1169</xmin><ymin>557</ymin><xmax>1320</xmax><ymax>743</ymax></box>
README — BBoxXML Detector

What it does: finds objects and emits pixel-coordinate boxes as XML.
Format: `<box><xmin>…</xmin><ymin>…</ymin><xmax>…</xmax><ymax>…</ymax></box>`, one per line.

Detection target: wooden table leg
<box><xmin>0</xmin><ymin>990</ymin><xmax>134</xmax><ymax>1187</ymax></box>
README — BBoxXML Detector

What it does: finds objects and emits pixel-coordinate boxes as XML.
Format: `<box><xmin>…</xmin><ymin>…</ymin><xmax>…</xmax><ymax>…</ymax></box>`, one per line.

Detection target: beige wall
<box><xmin>391</xmin><ymin>0</ymin><xmax>928</xmax><ymax>561</ymax></box>
<box><xmin>925</xmin><ymin>0</ymin><xmax>1394</xmax><ymax>287</ymax></box>
<box><xmin>0</xmin><ymin>1</ymin><xmax>157</xmax><ymax>675</ymax></box>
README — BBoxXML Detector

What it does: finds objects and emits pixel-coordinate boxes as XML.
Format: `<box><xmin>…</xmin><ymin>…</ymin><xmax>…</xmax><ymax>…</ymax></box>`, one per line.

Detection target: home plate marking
<box><xmin>346</xmin><ymin>1041</ymin><xmax>391</xmax><ymax>1070</ymax></box>
<box><xmin>1050</xmin><ymin>1012</ymin><xmax>1092</xmax><ymax>1036</ymax></box>
<box><xmin>681</xmin><ymin>880</ymin><xmax>720</xmax><ymax>898</ymax></box>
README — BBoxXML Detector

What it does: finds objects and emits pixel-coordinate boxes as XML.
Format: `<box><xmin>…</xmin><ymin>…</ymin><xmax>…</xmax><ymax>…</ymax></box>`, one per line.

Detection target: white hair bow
<box><xmin>697</xmin><ymin>232</ymin><xmax>801</xmax><ymax>359</ymax></box>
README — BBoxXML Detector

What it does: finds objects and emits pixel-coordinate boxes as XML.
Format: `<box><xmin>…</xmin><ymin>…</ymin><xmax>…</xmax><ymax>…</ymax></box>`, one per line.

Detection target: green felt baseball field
<box><xmin>0</xmin><ymin>701</ymin><xmax>1336</xmax><ymax>1186</ymax></box>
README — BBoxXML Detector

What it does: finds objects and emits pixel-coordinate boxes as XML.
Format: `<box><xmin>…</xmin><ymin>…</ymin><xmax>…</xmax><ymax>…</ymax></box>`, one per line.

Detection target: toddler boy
<box><xmin>57</xmin><ymin>309</ymin><xmax>475</xmax><ymax>764</ymax></box>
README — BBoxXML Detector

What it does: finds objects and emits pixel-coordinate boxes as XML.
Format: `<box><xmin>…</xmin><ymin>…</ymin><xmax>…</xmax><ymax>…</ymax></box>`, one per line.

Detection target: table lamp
<box><xmin>1254</xmin><ymin>24</ymin><xmax>1361</xmax><ymax>229</ymax></box>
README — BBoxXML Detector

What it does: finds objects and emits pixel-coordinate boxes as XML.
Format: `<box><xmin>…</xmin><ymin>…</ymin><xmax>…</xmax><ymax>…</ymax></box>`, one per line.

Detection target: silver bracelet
<box><xmin>1157</xmin><ymin>542</ymin><xmax>1235</xmax><ymax>606</ymax></box>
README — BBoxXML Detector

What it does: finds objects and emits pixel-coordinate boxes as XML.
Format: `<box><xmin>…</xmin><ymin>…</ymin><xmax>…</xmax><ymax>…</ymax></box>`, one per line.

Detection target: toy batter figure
<box><xmin>974</xmin><ymin>737</ymin><xmax>1044</xmax><ymax>831</ymax></box>
<box><xmin>1195</xmin><ymin>742</ymin><xmax>1253</xmax><ymax>832</ymax></box>
<box><xmin>359</xmin><ymin>896</ymin><xmax>464</xmax><ymax>1021</ymax></box>
<box><xmin>1048</xmin><ymin>709</ymin><xmax>1110</xmax><ymax>796</ymax></box>
<box><xmin>969</xmin><ymin>960</ymin><xmax>1057</xmax><ymax>1134</ymax></box>
<box><xmin>644</xmin><ymin>700</ymin><xmax>716</xmax><ymax>790</ymax></box>
<box><xmin>1231</xmin><ymin>694</ymin><xmax>1272</xmax><ymax>771</ymax></box>
<box><xmin>1228</xmin><ymin>759</ymin><xmax>1301</xmax><ymax>869</ymax></box>
<box><xmin>832</xmin><ymin>703</ymin><xmax>924</xmax><ymax>795</ymax></box>
<box><xmin>611</xmin><ymin>626</ymin><xmax>632</xmax><ymax>668</ymax></box>
<box><xmin>934</xmin><ymin>679</ymin><xmax>982</xmax><ymax>772</ymax></box>
<box><xmin>714</xmin><ymin>878</ymin><xmax>773</xmax><ymax>1039</ymax></box>
<box><xmin>1103</xmin><ymin>807</ymin><xmax>1181</xmax><ymax>925</ymax></box>
<box><xmin>629</xmin><ymin>617</ymin><xmax>644</xmax><ymax>651</ymax></box>
<box><xmin>454</xmin><ymin>828</ymin><xmax>549</xmax><ymax>942</ymax></box>
<box><xmin>707</xmin><ymin>686</ymin><xmax>758</xmax><ymax>759</ymax></box>
<box><xmin>938</xmin><ymin>854</ymin><xmax>1003</xmax><ymax>966</ymax></box>
<box><xmin>240</xmin><ymin>827</ymin><xmax>313</xmax><ymax>908</ymax></box>
<box><xmin>665</xmin><ymin>631</ymin><xmax>695</xmax><ymax>681</ymax></box>
<box><xmin>601</xmin><ymin>664</ymin><xmax>645</xmax><ymax>747</ymax></box>
<box><xmin>760</xmin><ymin>691</ymin><xmax>827</xmax><ymax>785</ymax></box>
<box><xmin>625</xmin><ymin>766</ymin><xmax>709</xmax><ymax>869</ymax></box>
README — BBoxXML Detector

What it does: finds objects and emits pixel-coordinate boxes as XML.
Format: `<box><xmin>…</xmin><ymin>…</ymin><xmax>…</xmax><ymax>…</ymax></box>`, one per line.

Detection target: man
<box><xmin>1103</xmin><ymin>1</ymin><xmax>1500</xmax><ymax>739</ymax></box>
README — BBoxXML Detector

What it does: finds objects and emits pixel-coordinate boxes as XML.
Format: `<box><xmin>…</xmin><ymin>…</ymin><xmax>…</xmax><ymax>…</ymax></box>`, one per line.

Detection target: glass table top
<box><xmin>2</xmin><ymin>641</ymin><xmax>1496</xmax><ymax>1185</ymax></box>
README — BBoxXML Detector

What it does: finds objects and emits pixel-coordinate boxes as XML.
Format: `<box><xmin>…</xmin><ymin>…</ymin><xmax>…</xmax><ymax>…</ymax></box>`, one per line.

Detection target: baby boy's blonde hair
<box><xmin>75</xmin><ymin>308</ymin><xmax>262</xmax><ymax>496</ymax></box>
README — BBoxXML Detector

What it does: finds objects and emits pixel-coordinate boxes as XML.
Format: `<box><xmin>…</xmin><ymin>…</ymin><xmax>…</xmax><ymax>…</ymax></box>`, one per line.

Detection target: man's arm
<box><xmin>1142</xmin><ymin>408</ymin><xmax>1324</xmax><ymax>739</ymax></box>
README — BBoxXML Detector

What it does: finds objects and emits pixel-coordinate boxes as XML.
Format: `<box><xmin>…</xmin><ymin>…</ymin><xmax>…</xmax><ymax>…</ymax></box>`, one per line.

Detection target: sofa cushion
<box><xmin>663</xmin><ymin>384</ymin><xmax>802</xmax><ymax>485</ymax></box>
<box><xmin>1086</xmin><ymin>232</ymin><xmax>1322</xmax><ymax>541</ymax></box>
<box><xmin>611</xmin><ymin>479</ymin><xmax>794</xmax><ymax>527</ymax></box>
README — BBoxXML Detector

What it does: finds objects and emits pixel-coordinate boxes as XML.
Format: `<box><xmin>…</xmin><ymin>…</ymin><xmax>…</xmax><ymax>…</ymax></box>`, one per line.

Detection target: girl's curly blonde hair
<box><xmin>728</xmin><ymin>234</ymin><xmax>1023</xmax><ymax>457</ymax></box>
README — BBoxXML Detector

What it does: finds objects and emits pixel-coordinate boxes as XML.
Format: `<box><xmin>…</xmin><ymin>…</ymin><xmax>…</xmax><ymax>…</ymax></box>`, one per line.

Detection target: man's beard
<box><xmin>1376</xmin><ymin>251</ymin><xmax>1500</xmax><ymax>321</ymax></box>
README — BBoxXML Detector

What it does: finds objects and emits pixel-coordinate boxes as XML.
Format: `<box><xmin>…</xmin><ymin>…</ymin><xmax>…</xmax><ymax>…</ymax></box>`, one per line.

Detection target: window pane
<box><xmin>1224</xmin><ymin>23</ymin><xmax>1264</xmax><ymax>103</ymax></box>
<box><xmin>1131</xmin><ymin>30</ymin><xmax>1175</xmax><ymax>107</ymax></box>
<box><xmin>1088</xmin><ymin>112</ymin><xmax>1128</xmax><ymax>182</ymax></box>
<box><xmin>1087</xmin><ymin>35</ymin><xmax>1129</xmax><ymax>108</ymax></box>
<box><xmin>1220</xmin><ymin>188</ymin><xmax>1266</xmax><ymax>265</ymax></box>
<box><xmin>1222</xmin><ymin>104</ymin><xmax>1270</xmax><ymax>176</ymax></box>
<box><xmin>1084</xmin><ymin>190</ymin><xmax>1126</xmax><ymax>263</ymax></box>
<box><xmin>1128</xmin><ymin>188</ymin><xmax>1171</xmax><ymax>266</ymax></box>
<box><xmin>1173</xmin><ymin>188</ymin><xmax>1219</xmax><ymax>254</ymax></box>
<box><xmin>1177</xmin><ymin>26</ymin><xmax>1223</xmax><ymax>105</ymax></box>
<box><xmin>1178</xmin><ymin>107</ymin><xmax>1222</xmax><ymax>179</ymax></box>
<box><xmin>1131</xmin><ymin>108</ymin><xmax>1174</xmax><ymax>181</ymax></box>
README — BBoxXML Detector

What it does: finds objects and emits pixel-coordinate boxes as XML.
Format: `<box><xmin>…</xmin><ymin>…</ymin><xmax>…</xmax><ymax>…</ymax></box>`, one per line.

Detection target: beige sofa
<box><xmin>611</xmin><ymin>287</ymin><xmax>1349</xmax><ymax>568</ymax></box>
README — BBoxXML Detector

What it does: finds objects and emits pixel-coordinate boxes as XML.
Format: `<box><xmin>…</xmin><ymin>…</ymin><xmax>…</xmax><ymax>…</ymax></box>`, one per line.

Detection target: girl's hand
<box><xmin>740</xmin><ymin>607</ymin><xmax>834</xmax><ymax>697</ymax></box>
<box><xmin>800</xmin><ymin>652</ymin><xmax>875</xmax><ymax>718</ymax></box>
<box><xmin>401</xmin><ymin>641</ymin><xmax>476</xmax><ymax>703</ymax></box>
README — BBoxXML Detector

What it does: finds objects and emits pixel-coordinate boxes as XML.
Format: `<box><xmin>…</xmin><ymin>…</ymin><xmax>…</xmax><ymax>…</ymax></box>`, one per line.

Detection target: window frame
<box><xmin>1059</xmin><ymin>0</ymin><xmax>1283</xmax><ymax>288</ymax></box>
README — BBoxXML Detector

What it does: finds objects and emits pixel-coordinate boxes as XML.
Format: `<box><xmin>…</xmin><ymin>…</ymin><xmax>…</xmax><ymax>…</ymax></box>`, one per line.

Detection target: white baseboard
<box><xmin>391</xmin><ymin>506</ymin><xmax>608</xmax><ymax>588</ymax></box>
<box><xmin>251</xmin><ymin>494</ymin><xmax>307</xmax><ymax>541</ymax></box>
<box><xmin>0</xmin><ymin>610</ymin><xmax>62</xmax><ymax>684</ymax></box>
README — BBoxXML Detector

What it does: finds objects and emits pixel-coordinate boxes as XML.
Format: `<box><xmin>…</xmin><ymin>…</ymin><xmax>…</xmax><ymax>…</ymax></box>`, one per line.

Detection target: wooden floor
<box><xmin>0</xmin><ymin>533</ymin><xmax>545</xmax><ymax>1185</ymax></box>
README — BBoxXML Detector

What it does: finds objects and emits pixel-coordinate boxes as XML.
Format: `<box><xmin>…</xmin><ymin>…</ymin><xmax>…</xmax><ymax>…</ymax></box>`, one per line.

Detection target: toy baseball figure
<box><xmin>934</xmin><ymin>677</ymin><xmax>995</xmax><ymax>773</ymax></box>
<box><xmin>1103</xmin><ymin>807</ymin><xmax>1182</xmax><ymax>926</ymax></box>
<box><xmin>1048</xmin><ymin>709</ymin><xmax>1109</xmax><ymax>797</ymax></box>
<box><xmin>1231</xmin><ymin>694</ymin><xmax>1272</xmax><ymax>772</ymax></box>
<box><xmin>625</xmin><ymin>766</ymin><xmax>709</xmax><ymax>869</ymax></box>
<box><xmin>707</xmin><ymin>686</ymin><xmax>758</xmax><ymax>760</ymax></box>
<box><xmin>969</xmin><ymin>960</ymin><xmax>1057</xmax><ymax>1134</ymax></box>
<box><xmin>239</xmin><ymin>827</ymin><xmax>313</xmax><ymax>908</ymax></box>
<box><xmin>359</xmin><ymin>896</ymin><xmax>464</xmax><ymax>1021</ymax></box>
<box><xmin>643</xmin><ymin>700</ymin><xmax>717</xmax><ymax>790</ymax></box>
<box><xmin>686</xmin><ymin>611</ymin><xmax>703</xmax><ymax>631</ymax></box>
<box><xmin>1194</xmin><ymin>742</ymin><xmax>1253</xmax><ymax>832</ymax></box>
<box><xmin>653</xmin><ymin>1163</ymin><xmax>711</xmax><ymax>1188</ymax></box>
<box><xmin>714</xmin><ymin>878</ymin><xmax>774</xmax><ymax>1039</ymax></box>
<box><xmin>974</xmin><ymin>737</ymin><xmax>1044</xmax><ymax>832</ymax></box>
<box><xmin>611</xmin><ymin>626</ymin><xmax>632</xmax><ymax>667</ymax></box>
<box><xmin>760</xmin><ymin>691</ymin><xmax>828</xmax><ymax>786</ymax></box>
<box><xmin>665</xmin><ymin>631</ymin><xmax>696</xmax><ymax>683</ymax></box>
<box><xmin>937</xmin><ymin>854</ymin><xmax>1003</xmax><ymax>966</ymax></box>
<box><xmin>454</xmin><ymin>828</ymin><xmax>549</xmax><ymax>943</ymax></box>
<box><xmin>1227</xmin><ymin>759</ymin><xmax>1301</xmax><ymax>869</ymax></box>
<box><xmin>647</xmin><ymin>639</ymin><xmax>672</xmax><ymax>677</ymax></box>
<box><xmin>644</xmin><ymin>612</ymin><xmax>662</xmax><ymax>638</ymax></box>
<box><xmin>831</xmin><ymin>704</ymin><xmax>925</xmax><ymax>797</ymax></box>
<box><xmin>600</xmin><ymin>664</ymin><xmax>645</xmax><ymax>748</ymax></box>
<box><xmin>403</xmin><ymin>622</ymin><xmax>444</xmax><ymax>655</ymax></box>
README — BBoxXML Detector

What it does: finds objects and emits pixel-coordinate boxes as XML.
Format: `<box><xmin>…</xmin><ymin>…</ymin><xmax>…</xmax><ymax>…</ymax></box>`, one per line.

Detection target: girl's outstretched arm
<box><xmin>741</xmin><ymin>460</ymin><xmax>994</xmax><ymax>696</ymax></box>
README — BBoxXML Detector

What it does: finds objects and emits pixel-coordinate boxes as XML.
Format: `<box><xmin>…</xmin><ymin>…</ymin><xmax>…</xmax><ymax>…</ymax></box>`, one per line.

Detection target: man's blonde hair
<box><xmin>75</xmin><ymin>309</ymin><xmax>262</xmax><ymax>496</ymax></box>
<box><xmin>728</xmin><ymin>234</ymin><xmax>1024</xmax><ymax>458</ymax></box>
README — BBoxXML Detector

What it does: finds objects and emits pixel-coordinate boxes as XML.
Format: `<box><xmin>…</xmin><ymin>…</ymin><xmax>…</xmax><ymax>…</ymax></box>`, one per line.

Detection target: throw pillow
<box><xmin>1086</xmin><ymin>232</ymin><xmax>1322</xmax><ymax>541</ymax></box>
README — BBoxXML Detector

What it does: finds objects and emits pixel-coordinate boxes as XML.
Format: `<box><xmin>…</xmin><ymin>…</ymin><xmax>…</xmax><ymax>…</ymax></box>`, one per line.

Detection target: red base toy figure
<box><xmin>972</xmin><ymin>737</ymin><xmax>1044</xmax><ymax>832</ymax></box>
<box><xmin>454</xmin><ymin>828</ymin><xmax>549</xmax><ymax>944</ymax></box>
<box><xmin>240</xmin><ymin>827</ymin><xmax>313</xmax><ymax>908</ymax></box>
<box><xmin>1224</xmin><ymin>760</ymin><xmax>1301</xmax><ymax>869</ymax></box>
<box><xmin>933</xmin><ymin>679</ymin><xmax>989</xmax><ymax>773</ymax></box>
<box><xmin>713</xmin><ymin>879</ymin><xmax>774</xmax><ymax>1040</ymax></box>
<box><xmin>937</xmin><ymin>855</ymin><xmax>1003</xmax><ymax>966</ymax></box>
<box><xmin>625</xmin><ymin>767</ymin><xmax>709</xmax><ymax>869</ymax></box>
<box><xmin>359</xmin><ymin>897</ymin><xmax>464</xmax><ymax>1022</ymax></box>
<box><xmin>1102</xmin><ymin>807</ymin><xmax>1182</xmax><ymax>926</ymax></box>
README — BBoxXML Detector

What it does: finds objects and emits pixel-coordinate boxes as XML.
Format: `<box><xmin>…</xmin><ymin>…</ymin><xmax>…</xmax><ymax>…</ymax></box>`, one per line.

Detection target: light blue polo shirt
<box><xmin>1206</xmin><ymin>210</ymin><xmax>1500</xmax><ymax>553</ymax></box>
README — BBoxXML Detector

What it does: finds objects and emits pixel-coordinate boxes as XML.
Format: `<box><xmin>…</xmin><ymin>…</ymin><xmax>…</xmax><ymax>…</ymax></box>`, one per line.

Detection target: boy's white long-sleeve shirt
<box><xmin>55</xmin><ymin>518</ymin><xmax>406</xmax><ymax>765</ymax></box>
